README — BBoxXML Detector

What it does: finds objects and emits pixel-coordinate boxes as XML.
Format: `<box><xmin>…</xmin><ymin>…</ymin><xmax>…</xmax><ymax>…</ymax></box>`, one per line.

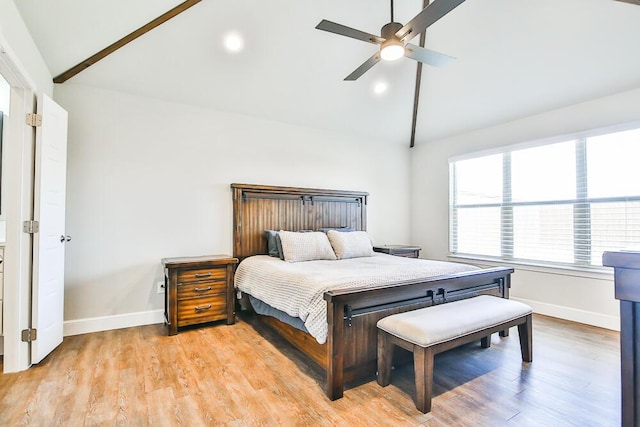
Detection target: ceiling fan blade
<box><xmin>344</xmin><ymin>52</ymin><xmax>381</xmax><ymax>81</ymax></box>
<box><xmin>404</xmin><ymin>43</ymin><xmax>455</xmax><ymax>68</ymax></box>
<box><xmin>316</xmin><ymin>20</ymin><xmax>385</xmax><ymax>45</ymax></box>
<box><xmin>396</xmin><ymin>0</ymin><xmax>466</xmax><ymax>42</ymax></box>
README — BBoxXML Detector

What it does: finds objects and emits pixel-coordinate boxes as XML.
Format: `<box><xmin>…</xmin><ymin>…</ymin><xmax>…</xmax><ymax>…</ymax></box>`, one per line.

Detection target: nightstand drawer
<box><xmin>178</xmin><ymin>295</ymin><xmax>227</xmax><ymax>326</ymax></box>
<box><xmin>177</xmin><ymin>267</ymin><xmax>226</xmax><ymax>283</ymax></box>
<box><xmin>177</xmin><ymin>281</ymin><xmax>227</xmax><ymax>299</ymax></box>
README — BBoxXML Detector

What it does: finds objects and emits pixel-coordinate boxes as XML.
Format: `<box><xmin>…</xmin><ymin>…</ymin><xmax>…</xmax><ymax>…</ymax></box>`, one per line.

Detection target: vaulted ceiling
<box><xmin>15</xmin><ymin>0</ymin><xmax>640</xmax><ymax>146</ymax></box>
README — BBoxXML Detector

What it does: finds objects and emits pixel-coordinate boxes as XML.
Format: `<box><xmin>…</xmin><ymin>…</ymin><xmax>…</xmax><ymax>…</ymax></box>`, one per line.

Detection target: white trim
<box><xmin>511</xmin><ymin>297</ymin><xmax>620</xmax><ymax>332</ymax></box>
<box><xmin>63</xmin><ymin>310</ymin><xmax>164</xmax><ymax>336</ymax></box>
<box><xmin>0</xmin><ymin>36</ymin><xmax>37</xmax><ymax>91</ymax></box>
<box><xmin>448</xmin><ymin>254</ymin><xmax>614</xmax><ymax>281</ymax></box>
<box><xmin>448</xmin><ymin>120</ymin><xmax>640</xmax><ymax>162</ymax></box>
<box><xmin>0</xmin><ymin>42</ymin><xmax>35</xmax><ymax>372</ymax></box>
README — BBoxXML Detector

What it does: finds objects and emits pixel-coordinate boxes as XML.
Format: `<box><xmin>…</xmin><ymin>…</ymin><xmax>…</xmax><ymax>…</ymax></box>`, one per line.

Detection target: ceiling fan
<box><xmin>316</xmin><ymin>0</ymin><xmax>466</xmax><ymax>81</ymax></box>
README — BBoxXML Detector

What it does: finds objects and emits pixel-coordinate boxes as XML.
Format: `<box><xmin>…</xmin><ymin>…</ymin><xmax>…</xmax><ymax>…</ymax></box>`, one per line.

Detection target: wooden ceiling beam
<box><xmin>409</xmin><ymin>0</ymin><xmax>430</xmax><ymax>148</ymax></box>
<box><xmin>53</xmin><ymin>0</ymin><xmax>202</xmax><ymax>84</ymax></box>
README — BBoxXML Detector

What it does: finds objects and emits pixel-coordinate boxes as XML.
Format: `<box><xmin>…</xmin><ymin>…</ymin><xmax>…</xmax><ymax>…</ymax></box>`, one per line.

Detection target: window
<box><xmin>449</xmin><ymin>125</ymin><xmax>640</xmax><ymax>268</ymax></box>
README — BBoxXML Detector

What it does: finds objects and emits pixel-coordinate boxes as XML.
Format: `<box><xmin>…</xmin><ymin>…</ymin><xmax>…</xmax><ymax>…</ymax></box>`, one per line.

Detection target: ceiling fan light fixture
<box><xmin>380</xmin><ymin>40</ymin><xmax>404</xmax><ymax>61</ymax></box>
<box><xmin>380</xmin><ymin>21</ymin><xmax>405</xmax><ymax>62</ymax></box>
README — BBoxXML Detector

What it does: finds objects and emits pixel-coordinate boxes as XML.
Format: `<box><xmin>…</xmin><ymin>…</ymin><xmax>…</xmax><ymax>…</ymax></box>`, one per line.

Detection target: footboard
<box><xmin>323</xmin><ymin>266</ymin><xmax>514</xmax><ymax>400</ymax></box>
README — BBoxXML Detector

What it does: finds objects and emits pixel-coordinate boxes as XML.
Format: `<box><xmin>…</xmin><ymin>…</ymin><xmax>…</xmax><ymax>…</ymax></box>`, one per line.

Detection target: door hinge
<box><xmin>23</xmin><ymin>220</ymin><xmax>40</xmax><ymax>234</ymax></box>
<box><xmin>26</xmin><ymin>113</ymin><xmax>42</xmax><ymax>127</ymax></box>
<box><xmin>21</xmin><ymin>328</ymin><xmax>37</xmax><ymax>342</ymax></box>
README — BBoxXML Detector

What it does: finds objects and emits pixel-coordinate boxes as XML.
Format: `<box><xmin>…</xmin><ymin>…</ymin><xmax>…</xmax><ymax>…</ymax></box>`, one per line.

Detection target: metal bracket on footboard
<box><xmin>437</xmin><ymin>287</ymin><xmax>447</xmax><ymax>302</ymax></box>
<box><xmin>345</xmin><ymin>305</ymin><xmax>353</xmax><ymax>327</ymax></box>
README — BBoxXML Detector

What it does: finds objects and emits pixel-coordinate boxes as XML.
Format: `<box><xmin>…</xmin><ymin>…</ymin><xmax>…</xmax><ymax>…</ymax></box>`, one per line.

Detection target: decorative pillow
<box><xmin>278</xmin><ymin>230</ymin><xmax>337</xmax><ymax>262</ymax></box>
<box><xmin>264</xmin><ymin>230</ymin><xmax>284</xmax><ymax>259</ymax></box>
<box><xmin>326</xmin><ymin>230</ymin><xmax>375</xmax><ymax>259</ymax></box>
<box><xmin>318</xmin><ymin>226</ymin><xmax>356</xmax><ymax>233</ymax></box>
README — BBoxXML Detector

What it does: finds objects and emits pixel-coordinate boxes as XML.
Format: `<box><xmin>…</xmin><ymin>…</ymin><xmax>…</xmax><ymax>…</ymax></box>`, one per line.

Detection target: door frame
<box><xmin>0</xmin><ymin>37</ymin><xmax>37</xmax><ymax>372</ymax></box>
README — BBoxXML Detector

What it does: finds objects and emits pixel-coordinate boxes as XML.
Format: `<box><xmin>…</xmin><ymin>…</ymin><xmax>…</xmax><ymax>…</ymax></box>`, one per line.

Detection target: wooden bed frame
<box><xmin>231</xmin><ymin>183</ymin><xmax>514</xmax><ymax>400</ymax></box>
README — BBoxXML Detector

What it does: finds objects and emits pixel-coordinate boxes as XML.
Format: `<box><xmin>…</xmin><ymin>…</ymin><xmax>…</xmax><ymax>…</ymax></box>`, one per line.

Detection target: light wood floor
<box><xmin>0</xmin><ymin>313</ymin><xmax>620</xmax><ymax>426</ymax></box>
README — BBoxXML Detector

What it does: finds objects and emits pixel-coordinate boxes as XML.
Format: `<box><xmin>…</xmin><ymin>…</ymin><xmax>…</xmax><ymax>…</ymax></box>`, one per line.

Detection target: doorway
<box><xmin>0</xmin><ymin>46</ymin><xmax>37</xmax><ymax>373</ymax></box>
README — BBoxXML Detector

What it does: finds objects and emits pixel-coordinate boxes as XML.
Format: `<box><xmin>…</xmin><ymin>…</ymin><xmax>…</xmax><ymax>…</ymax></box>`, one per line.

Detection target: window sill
<box><xmin>447</xmin><ymin>254</ymin><xmax>614</xmax><ymax>281</ymax></box>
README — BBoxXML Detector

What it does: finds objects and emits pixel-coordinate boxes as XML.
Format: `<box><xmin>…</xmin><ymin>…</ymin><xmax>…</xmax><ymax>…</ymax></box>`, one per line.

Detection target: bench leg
<box><xmin>518</xmin><ymin>314</ymin><xmax>533</xmax><ymax>362</ymax></box>
<box><xmin>377</xmin><ymin>331</ymin><xmax>394</xmax><ymax>387</ymax></box>
<box><xmin>481</xmin><ymin>334</ymin><xmax>492</xmax><ymax>348</ymax></box>
<box><xmin>414</xmin><ymin>346</ymin><xmax>434</xmax><ymax>414</ymax></box>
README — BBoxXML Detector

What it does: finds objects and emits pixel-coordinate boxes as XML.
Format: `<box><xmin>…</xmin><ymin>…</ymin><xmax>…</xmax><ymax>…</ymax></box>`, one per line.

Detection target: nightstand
<box><xmin>373</xmin><ymin>245</ymin><xmax>421</xmax><ymax>258</ymax></box>
<box><xmin>162</xmin><ymin>255</ymin><xmax>238</xmax><ymax>336</ymax></box>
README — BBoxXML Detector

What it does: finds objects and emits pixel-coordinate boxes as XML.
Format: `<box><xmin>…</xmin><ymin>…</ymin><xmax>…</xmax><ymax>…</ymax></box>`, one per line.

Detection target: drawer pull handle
<box><xmin>194</xmin><ymin>272</ymin><xmax>212</xmax><ymax>278</ymax></box>
<box><xmin>195</xmin><ymin>304</ymin><xmax>212</xmax><ymax>311</ymax></box>
<box><xmin>194</xmin><ymin>286</ymin><xmax>212</xmax><ymax>292</ymax></box>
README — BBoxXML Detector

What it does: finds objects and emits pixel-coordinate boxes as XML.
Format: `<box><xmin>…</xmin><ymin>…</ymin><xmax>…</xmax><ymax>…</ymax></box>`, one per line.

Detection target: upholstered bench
<box><xmin>376</xmin><ymin>295</ymin><xmax>533</xmax><ymax>413</ymax></box>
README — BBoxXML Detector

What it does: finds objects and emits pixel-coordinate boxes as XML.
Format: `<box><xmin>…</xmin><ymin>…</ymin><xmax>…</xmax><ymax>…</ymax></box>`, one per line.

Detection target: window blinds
<box><xmin>450</xmin><ymin>127</ymin><xmax>640</xmax><ymax>268</ymax></box>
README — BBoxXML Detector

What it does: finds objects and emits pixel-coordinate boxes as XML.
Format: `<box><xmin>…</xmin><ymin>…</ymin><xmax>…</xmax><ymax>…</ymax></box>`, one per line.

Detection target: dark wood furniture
<box><xmin>163</xmin><ymin>255</ymin><xmax>238</xmax><ymax>336</ymax></box>
<box><xmin>377</xmin><ymin>295</ymin><xmax>532</xmax><ymax>413</ymax></box>
<box><xmin>373</xmin><ymin>244</ymin><xmax>421</xmax><ymax>258</ymax></box>
<box><xmin>603</xmin><ymin>251</ymin><xmax>640</xmax><ymax>427</ymax></box>
<box><xmin>231</xmin><ymin>183</ymin><xmax>514</xmax><ymax>400</ymax></box>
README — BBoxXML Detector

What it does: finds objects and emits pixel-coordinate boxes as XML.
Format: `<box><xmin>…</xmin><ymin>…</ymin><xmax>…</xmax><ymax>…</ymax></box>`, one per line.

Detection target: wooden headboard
<box><xmin>231</xmin><ymin>183</ymin><xmax>369</xmax><ymax>260</ymax></box>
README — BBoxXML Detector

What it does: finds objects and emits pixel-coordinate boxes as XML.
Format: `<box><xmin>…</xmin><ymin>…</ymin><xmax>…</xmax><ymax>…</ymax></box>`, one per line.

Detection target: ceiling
<box><xmin>15</xmin><ymin>0</ymin><xmax>640</xmax><ymax>146</ymax></box>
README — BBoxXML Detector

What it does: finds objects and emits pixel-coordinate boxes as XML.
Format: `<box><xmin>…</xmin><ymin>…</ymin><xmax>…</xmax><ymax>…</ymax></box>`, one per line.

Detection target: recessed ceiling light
<box><xmin>374</xmin><ymin>81</ymin><xmax>388</xmax><ymax>95</ymax></box>
<box><xmin>223</xmin><ymin>32</ymin><xmax>244</xmax><ymax>53</ymax></box>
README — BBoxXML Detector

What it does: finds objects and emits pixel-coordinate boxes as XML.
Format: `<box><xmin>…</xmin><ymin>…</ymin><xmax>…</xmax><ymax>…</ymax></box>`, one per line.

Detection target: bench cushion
<box><xmin>377</xmin><ymin>295</ymin><xmax>532</xmax><ymax>347</ymax></box>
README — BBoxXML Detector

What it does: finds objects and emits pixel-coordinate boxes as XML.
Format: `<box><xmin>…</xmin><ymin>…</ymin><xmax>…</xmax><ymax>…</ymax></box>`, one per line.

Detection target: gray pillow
<box><xmin>264</xmin><ymin>230</ymin><xmax>284</xmax><ymax>259</ymax></box>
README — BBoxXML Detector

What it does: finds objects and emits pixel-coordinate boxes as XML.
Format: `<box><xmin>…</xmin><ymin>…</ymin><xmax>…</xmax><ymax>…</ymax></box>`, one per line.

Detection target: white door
<box><xmin>31</xmin><ymin>94</ymin><xmax>68</xmax><ymax>364</ymax></box>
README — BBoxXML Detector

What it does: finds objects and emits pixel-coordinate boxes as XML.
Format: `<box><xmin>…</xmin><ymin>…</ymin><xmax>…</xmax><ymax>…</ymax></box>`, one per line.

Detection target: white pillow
<box><xmin>327</xmin><ymin>230</ymin><xmax>375</xmax><ymax>259</ymax></box>
<box><xmin>278</xmin><ymin>231</ymin><xmax>337</xmax><ymax>262</ymax></box>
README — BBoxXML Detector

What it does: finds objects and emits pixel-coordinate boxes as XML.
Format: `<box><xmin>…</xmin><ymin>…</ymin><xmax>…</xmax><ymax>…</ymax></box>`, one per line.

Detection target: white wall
<box><xmin>53</xmin><ymin>83</ymin><xmax>411</xmax><ymax>332</ymax></box>
<box><xmin>411</xmin><ymin>87</ymin><xmax>640</xmax><ymax>331</ymax></box>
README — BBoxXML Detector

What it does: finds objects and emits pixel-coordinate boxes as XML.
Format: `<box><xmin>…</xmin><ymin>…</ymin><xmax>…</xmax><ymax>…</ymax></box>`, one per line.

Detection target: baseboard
<box><xmin>63</xmin><ymin>309</ymin><xmax>164</xmax><ymax>337</ymax></box>
<box><xmin>61</xmin><ymin>300</ymin><xmax>621</xmax><ymax>336</ymax></box>
<box><xmin>511</xmin><ymin>297</ymin><xmax>620</xmax><ymax>331</ymax></box>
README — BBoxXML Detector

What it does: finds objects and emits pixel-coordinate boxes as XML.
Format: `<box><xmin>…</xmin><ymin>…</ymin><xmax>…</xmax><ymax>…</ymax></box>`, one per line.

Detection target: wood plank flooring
<box><xmin>0</xmin><ymin>313</ymin><xmax>620</xmax><ymax>426</ymax></box>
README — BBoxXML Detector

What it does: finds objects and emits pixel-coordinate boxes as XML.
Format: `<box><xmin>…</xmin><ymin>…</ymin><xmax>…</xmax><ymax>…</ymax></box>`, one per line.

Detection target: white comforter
<box><xmin>234</xmin><ymin>254</ymin><xmax>480</xmax><ymax>344</ymax></box>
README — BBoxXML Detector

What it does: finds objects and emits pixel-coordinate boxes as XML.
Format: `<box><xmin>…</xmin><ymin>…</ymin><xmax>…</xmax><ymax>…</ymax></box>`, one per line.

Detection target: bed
<box><xmin>231</xmin><ymin>183</ymin><xmax>514</xmax><ymax>400</ymax></box>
